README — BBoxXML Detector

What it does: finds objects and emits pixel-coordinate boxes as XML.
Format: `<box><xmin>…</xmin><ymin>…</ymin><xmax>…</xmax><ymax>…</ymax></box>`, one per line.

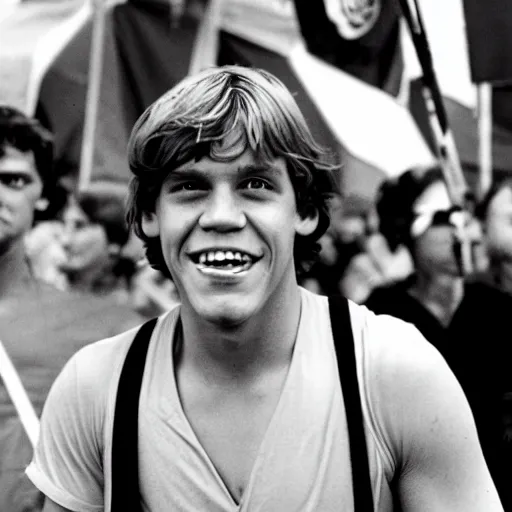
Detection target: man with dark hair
<box><xmin>28</xmin><ymin>68</ymin><xmax>502</xmax><ymax>511</ymax></box>
<box><xmin>365</xmin><ymin>165</ymin><xmax>512</xmax><ymax>508</ymax></box>
<box><xmin>0</xmin><ymin>106</ymin><xmax>142</xmax><ymax>512</ymax></box>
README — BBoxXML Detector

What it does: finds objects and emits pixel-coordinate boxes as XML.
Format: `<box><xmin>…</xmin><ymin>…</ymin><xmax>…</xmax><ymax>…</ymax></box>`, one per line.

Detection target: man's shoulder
<box><xmin>349</xmin><ymin>299</ymin><xmax>443</xmax><ymax>379</ymax></box>
<box><xmin>66</xmin><ymin>323</ymin><xmax>145</xmax><ymax>387</ymax></box>
<box><xmin>349</xmin><ymin>301</ymin><xmax>469</xmax><ymax>465</ymax></box>
<box><xmin>301</xmin><ymin>288</ymin><xmax>436</xmax><ymax>373</ymax></box>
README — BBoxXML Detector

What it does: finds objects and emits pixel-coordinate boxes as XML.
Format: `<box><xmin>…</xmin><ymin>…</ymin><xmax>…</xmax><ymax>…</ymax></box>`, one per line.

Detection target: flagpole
<box><xmin>188</xmin><ymin>0</ymin><xmax>222</xmax><ymax>76</ymax></box>
<box><xmin>477</xmin><ymin>82</ymin><xmax>493</xmax><ymax>201</ymax></box>
<box><xmin>398</xmin><ymin>0</ymin><xmax>469</xmax><ymax>206</ymax></box>
<box><xmin>398</xmin><ymin>0</ymin><xmax>474</xmax><ymax>275</ymax></box>
<box><xmin>78</xmin><ymin>0</ymin><xmax>107</xmax><ymax>192</ymax></box>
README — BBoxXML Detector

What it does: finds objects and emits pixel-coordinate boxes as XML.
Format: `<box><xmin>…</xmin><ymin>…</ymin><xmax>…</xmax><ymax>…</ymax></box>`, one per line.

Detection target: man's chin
<box><xmin>191</xmin><ymin>299</ymin><xmax>256</xmax><ymax>330</ymax></box>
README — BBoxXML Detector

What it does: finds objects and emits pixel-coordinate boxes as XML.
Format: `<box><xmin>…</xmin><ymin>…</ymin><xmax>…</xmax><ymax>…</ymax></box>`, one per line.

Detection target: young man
<box><xmin>365</xmin><ymin>166</ymin><xmax>512</xmax><ymax>508</ymax></box>
<box><xmin>0</xmin><ymin>106</ymin><xmax>142</xmax><ymax>512</ymax></box>
<box><xmin>28</xmin><ymin>67</ymin><xmax>503</xmax><ymax>511</ymax></box>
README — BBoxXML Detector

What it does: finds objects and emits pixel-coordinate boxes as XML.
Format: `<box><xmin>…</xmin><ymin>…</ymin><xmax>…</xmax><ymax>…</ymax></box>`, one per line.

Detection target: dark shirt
<box><xmin>365</xmin><ymin>280</ymin><xmax>512</xmax><ymax>508</ymax></box>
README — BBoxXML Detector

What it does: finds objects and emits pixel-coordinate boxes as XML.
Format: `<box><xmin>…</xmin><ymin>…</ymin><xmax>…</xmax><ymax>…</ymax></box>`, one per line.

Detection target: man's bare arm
<box><xmin>371</xmin><ymin>321</ymin><xmax>503</xmax><ymax>511</ymax></box>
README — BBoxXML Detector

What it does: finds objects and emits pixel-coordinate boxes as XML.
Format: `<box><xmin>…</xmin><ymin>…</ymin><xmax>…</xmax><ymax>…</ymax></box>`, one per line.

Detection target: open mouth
<box><xmin>189</xmin><ymin>250</ymin><xmax>261</xmax><ymax>274</ymax></box>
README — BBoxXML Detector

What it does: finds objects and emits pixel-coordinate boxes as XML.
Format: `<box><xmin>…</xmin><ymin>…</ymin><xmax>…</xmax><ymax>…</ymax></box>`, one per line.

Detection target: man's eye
<box><xmin>244</xmin><ymin>178</ymin><xmax>271</xmax><ymax>190</ymax></box>
<box><xmin>173</xmin><ymin>182</ymin><xmax>204</xmax><ymax>192</ymax></box>
<box><xmin>0</xmin><ymin>176</ymin><xmax>29</xmax><ymax>190</ymax></box>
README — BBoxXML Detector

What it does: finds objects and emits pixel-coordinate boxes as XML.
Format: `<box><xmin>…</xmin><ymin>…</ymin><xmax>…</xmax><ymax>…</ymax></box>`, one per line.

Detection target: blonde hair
<box><xmin>126</xmin><ymin>65</ymin><xmax>337</xmax><ymax>276</ymax></box>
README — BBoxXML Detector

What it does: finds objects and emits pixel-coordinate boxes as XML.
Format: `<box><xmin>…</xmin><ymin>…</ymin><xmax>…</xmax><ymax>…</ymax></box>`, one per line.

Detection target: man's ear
<box><xmin>141</xmin><ymin>212</ymin><xmax>160</xmax><ymax>238</ymax></box>
<box><xmin>295</xmin><ymin>207</ymin><xmax>319</xmax><ymax>237</ymax></box>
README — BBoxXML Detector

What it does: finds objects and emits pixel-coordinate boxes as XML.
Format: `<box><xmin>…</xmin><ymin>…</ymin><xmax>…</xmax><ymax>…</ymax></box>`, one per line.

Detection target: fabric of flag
<box><xmin>10</xmin><ymin>0</ymin><xmax>512</xmax><ymax>201</ymax></box>
<box><xmin>33</xmin><ymin>1</ymin><xmax>199</xmax><ymax>187</ymax></box>
<box><xmin>220</xmin><ymin>0</ymin><xmax>435</xmax><ymax>200</ymax></box>
<box><xmin>460</xmin><ymin>0</ymin><xmax>512</xmax><ymax>187</ymax></box>
<box><xmin>0</xmin><ymin>0</ymin><xmax>89</xmax><ymax>114</ymax></box>
<box><xmin>462</xmin><ymin>0</ymin><xmax>512</xmax><ymax>84</ymax></box>
<box><xmin>1</xmin><ymin>0</ymin><xmax>435</xmax><ymax>200</ymax></box>
<box><xmin>293</xmin><ymin>0</ymin><xmax>403</xmax><ymax>96</ymax></box>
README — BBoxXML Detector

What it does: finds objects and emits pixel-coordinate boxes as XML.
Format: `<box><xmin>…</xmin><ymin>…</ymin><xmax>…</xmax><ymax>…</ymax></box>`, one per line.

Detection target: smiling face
<box><xmin>0</xmin><ymin>145</ymin><xmax>43</xmax><ymax>254</ymax></box>
<box><xmin>141</xmin><ymin>145</ymin><xmax>318</xmax><ymax>327</ymax></box>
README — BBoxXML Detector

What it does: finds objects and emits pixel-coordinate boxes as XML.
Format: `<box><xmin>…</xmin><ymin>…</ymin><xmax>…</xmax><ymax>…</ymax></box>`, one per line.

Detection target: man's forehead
<box><xmin>0</xmin><ymin>145</ymin><xmax>36</xmax><ymax>172</ymax></box>
<box><xmin>172</xmin><ymin>149</ymin><xmax>285</xmax><ymax>175</ymax></box>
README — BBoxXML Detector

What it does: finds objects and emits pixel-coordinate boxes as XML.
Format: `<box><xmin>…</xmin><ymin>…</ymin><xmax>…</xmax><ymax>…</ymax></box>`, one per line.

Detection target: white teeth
<box><xmin>195</xmin><ymin>250</ymin><xmax>256</xmax><ymax>265</ymax></box>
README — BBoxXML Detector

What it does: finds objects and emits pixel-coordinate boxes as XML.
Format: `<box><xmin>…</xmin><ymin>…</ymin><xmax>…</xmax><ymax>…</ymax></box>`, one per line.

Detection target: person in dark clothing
<box><xmin>365</xmin><ymin>165</ymin><xmax>512</xmax><ymax>510</ymax></box>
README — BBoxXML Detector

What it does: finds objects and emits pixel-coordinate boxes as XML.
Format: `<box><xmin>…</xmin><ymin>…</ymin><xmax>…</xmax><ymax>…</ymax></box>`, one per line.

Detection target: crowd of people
<box><xmin>0</xmin><ymin>65</ymin><xmax>510</xmax><ymax>511</ymax></box>
<box><xmin>301</xmin><ymin>166</ymin><xmax>512</xmax><ymax>508</ymax></box>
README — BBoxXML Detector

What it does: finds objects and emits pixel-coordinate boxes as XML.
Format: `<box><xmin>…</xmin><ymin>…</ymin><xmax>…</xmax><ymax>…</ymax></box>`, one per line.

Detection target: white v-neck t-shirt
<box><xmin>27</xmin><ymin>288</ymin><xmax>423</xmax><ymax>511</ymax></box>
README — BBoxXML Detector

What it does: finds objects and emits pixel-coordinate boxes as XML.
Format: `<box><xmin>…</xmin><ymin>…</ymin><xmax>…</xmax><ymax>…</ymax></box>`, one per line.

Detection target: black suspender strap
<box><xmin>328</xmin><ymin>295</ymin><xmax>374</xmax><ymax>512</ymax></box>
<box><xmin>110</xmin><ymin>299</ymin><xmax>373</xmax><ymax>510</ymax></box>
<box><xmin>110</xmin><ymin>317</ymin><xmax>158</xmax><ymax>512</ymax></box>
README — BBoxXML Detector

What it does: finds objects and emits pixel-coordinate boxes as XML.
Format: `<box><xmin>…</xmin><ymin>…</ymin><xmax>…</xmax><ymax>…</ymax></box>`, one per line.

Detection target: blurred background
<box><xmin>2</xmin><ymin>0</ymin><xmax>512</xmax><ymax>309</ymax></box>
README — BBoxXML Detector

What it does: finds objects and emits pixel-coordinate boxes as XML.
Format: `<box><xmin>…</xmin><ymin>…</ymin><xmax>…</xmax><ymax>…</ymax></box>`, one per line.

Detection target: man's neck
<box><xmin>0</xmin><ymin>240</ymin><xmax>31</xmax><ymax>296</ymax></box>
<box><xmin>409</xmin><ymin>272</ymin><xmax>464</xmax><ymax>327</ymax></box>
<box><xmin>177</xmin><ymin>282</ymin><xmax>303</xmax><ymax>386</ymax></box>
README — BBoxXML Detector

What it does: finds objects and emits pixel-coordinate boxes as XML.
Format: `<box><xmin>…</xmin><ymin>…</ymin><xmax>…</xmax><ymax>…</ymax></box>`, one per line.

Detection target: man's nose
<box><xmin>198</xmin><ymin>186</ymin><xmax>246</xmax><ymax>232</ymax></box>
<box><xmin>59</xmin><ymin>223</ymin><xmax>75</xmax><ymax>249</ymax></box>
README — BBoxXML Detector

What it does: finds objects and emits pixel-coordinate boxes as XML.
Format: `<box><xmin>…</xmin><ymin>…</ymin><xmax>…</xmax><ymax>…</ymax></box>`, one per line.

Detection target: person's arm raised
<box><xmin>370</xmin><ymin>318</ymin><xmax>503</xmax><ymax>511</ymax></box>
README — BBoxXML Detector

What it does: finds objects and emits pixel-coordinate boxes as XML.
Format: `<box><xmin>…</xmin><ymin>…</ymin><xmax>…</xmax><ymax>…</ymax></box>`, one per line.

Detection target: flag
<box><xmin>1</xmin><ymin>0</ymin><xmax>202</xmax><ymax>188</ymax></box>
<box><xmin>406</xmin><ymin>0</ymin><xmax>512</xmax><ymax>187</ymax></box>
<box><xmin>462</xmin><ymin>0</ymin><xmax>512</xmax><ymax>84</ymax></box>
<box><xmin>0</xmin><ymin>0</ymin><xmax>90</xmax><ymax>114</ymax></box>
<box><xmin>220</xmin><ymin>0</ymin><xmax>436</xmax><ymax>201</ymax></box>
<box><xmin>461</xmin><ymin>0</ymin><xmax>512</xmax><ymax>185</ymax></box>
<box><xmin>7</xmin><ymin>0</ymin><xmax>512</xmax><ymax>201</ymax></box>
<box><xmin>293</xmin><ymin>0</ymin><xmax>403</xmax><ymax>95</ymax></box>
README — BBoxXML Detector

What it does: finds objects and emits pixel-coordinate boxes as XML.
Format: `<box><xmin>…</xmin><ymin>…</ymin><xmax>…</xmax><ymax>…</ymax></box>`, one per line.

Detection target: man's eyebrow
<box><xmin>166</xmin><ymin>167</ymin><xmax>205</xmax><ymax>179</ymax></box>
<box><xmin>0</xmin><ymin>169</ymin><xmax>34</xmax><ymax>177</ymax></box>
<box><xmin>237</xmin><ymin>163</ymin><xmax>283</xmax><ymax>175</ymax></box>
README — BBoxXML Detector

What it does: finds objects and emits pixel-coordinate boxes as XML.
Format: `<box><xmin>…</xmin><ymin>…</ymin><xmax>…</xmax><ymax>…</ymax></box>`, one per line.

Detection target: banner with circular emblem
<box><xmin>323</xmin><ymin>0</ymin><xmax>381</xmax><ymax>40</ymax></box>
